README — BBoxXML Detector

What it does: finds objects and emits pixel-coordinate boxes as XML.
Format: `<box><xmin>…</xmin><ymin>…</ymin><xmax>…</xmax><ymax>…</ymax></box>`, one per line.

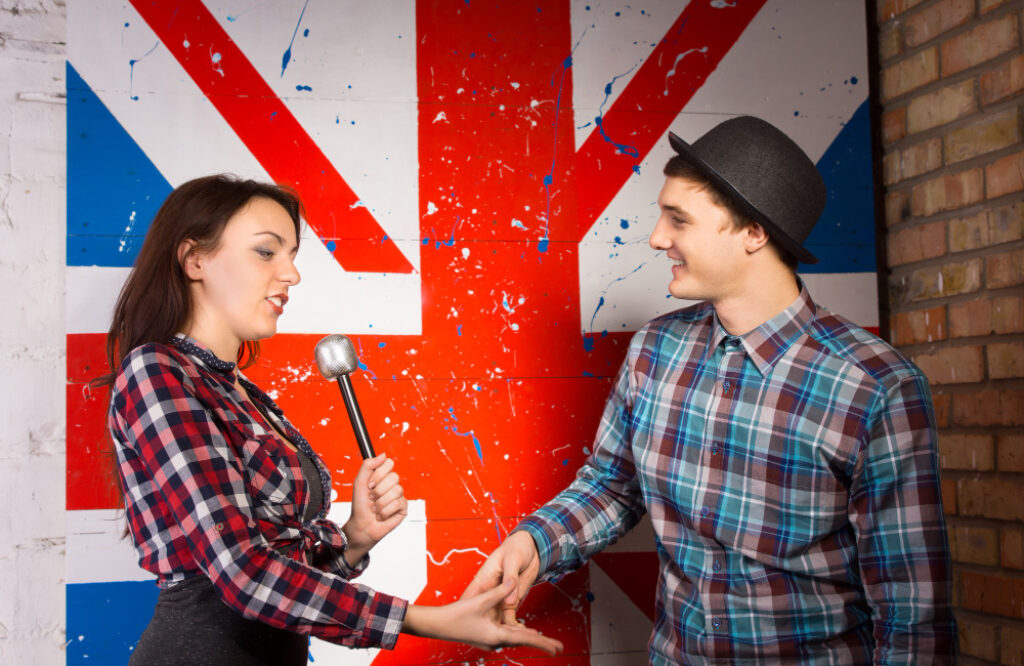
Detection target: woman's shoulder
<box><xmin>117</xmin><ymin>341</ymin><xmax>197</xmax><ymax>386</ymax></box>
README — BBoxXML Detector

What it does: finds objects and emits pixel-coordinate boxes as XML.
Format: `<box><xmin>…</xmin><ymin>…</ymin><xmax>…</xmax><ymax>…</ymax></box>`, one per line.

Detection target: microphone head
<box><xmin>314</xmin><ymin>334</ymin><xmax>359</xmax><ymax>379</ymax></box>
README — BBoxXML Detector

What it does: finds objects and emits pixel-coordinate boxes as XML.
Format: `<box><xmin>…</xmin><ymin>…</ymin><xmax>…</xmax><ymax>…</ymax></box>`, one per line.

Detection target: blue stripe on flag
<box><xmin>803</xmin><ymin>98</ymin><xmax>877</xmax><ymax>273</ymax></box>
<box><xmin>66</xmin><ymin>580</ymin><xmax>157</xmax><ymax>663</ymax></box>
<box><xmin>67</xmin><ymin>62</ymin><xmax>173</xmax><ymax>268</ymax></box>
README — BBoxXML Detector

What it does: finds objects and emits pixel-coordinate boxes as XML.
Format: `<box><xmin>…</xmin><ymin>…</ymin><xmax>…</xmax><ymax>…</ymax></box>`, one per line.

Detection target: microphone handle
<box><xmin>335</xmin><ymin>375</ymin><xmax>376</xmax><ymax>459</ymax></box>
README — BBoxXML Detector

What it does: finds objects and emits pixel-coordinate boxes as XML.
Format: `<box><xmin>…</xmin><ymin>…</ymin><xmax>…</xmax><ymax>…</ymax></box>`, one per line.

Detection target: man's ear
<box><xmin>178</xmin><ymin>239</ymin><xmax>202</xmax><ymax>280</ymax></box>
<box><xmin>742</xmin><ymin>222</ymin><xmax>771</xmax><ymax>255</ymax></box>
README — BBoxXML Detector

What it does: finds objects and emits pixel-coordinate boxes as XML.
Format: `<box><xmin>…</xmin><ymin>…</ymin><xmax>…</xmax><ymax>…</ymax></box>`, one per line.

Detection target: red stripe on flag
<box><xmin>129</xmin><ymin>0</ymin><xmax>414</xmax><ymax>273</ymax></box>
<box><xmin>574</xmin><ymin>0</ymin><xmax>767</xmax><ymax>240</ymax></box>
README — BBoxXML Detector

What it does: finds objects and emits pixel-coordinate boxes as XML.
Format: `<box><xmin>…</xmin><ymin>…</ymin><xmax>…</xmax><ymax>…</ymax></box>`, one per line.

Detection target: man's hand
<box><xmin>403</xmin><ymin>578</ymin><xmax>562</xmax><ymax>655</ymax></box>
<box><xmin>461</xmin><ymin>530</ymin><xmax>541</xmax><ymax>624</ymax></box>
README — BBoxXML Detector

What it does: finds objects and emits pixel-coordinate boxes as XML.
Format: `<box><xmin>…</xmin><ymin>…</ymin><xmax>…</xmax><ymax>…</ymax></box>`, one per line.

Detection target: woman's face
<box><xmin>183</xmin><ymin>196</ymin><xmax>300</xmax><ymax>357</ymax></box>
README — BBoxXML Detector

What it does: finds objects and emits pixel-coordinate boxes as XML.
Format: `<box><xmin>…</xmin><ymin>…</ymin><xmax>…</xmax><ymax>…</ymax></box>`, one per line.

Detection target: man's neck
<box><xmin>712</xmin><ymin>267</ymin><xmax>801</xmax><ymax>336</ymax></box>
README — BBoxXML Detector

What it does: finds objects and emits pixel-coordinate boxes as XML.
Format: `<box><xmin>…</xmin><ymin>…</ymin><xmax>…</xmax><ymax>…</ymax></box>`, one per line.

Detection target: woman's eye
<box><xmin>255</xmin><ymin>248</ymin><xmax>274</xmax><ymax>259</ymax></box>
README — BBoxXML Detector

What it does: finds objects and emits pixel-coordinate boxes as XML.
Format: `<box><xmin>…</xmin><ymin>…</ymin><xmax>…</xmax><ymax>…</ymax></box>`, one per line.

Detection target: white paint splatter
<box><xmin>664</xmin><ymin>47</ymin><xmax>709</xmax><ymax>96</ymax></box>
<box><xmin>432</xmin><ymin>111</ymin><xmax>448</xmax><ymax>123</ymax></box>
<box><xmin>426</xmin><ymin>201</ymin><xmax>438</xmax><ymax>215</ymax></box>
<box><xmin>426</xmin><ymin>547</ymin><xmax>488</xmax><ymax>567</ymax></box>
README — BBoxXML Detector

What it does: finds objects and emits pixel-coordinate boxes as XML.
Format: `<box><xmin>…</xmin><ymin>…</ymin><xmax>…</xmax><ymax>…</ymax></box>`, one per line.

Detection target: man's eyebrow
<box><xmin>660</xmin><ymin>204</ymin><xmax>685</xmax><ymax>215</ymax></box>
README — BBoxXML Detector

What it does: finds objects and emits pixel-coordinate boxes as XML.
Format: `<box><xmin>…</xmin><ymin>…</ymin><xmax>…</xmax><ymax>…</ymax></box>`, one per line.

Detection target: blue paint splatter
<box><xmin>296</xmin><ymin>84</ymin><xmax>312</xmax><ymax>91</ymax></box>
<box><xmin>457</xmin><ymin>324</ymin><xmax>463</xmax><ymax>336</ymax></box>
<box><xmin>281</xmin><ymin>0</ymin><xmax>311</xmax><ymax>77</ymax></box>
<box><xmin>326</xmin><ymin>240</ymin><xmax>336</xmax><ymax>252</ymax></box>
<box><xmin>619</xmin><ymin>219</ymin><xmax>630</xmax><ymax>229</ymax></box>
<box><xmin>538</xmin><ymin>37</ymin><xmax>582</xmax><ymax>254</ymax></box>
<box><xmin>594</xmin><ymin>67</ymin><xmax>640</xmax><ymax>159</ymax></box>
<box><xmin>453</xmin><ymin>427</ymin><xmax>484</xmax><ymax>462</ymax></box>
<box><xmin>128</xmin><ymin>41</ymin><xmax>160</xmax><ymax>101</ymax></box>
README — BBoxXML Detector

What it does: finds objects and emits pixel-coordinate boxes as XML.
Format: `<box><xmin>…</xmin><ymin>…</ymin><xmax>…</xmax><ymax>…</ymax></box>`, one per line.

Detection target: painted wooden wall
<box><xmin>65</xmin><ymin>1</ymin><xmax>877</xmax><ymax>663</ymax></box>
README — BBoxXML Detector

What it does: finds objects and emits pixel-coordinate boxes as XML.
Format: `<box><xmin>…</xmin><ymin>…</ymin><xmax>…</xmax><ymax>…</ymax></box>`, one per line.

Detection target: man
<box><xmin>465</xmin><ymin>117</ymin><xmax>955</xmax><ymax>663</ymax></box>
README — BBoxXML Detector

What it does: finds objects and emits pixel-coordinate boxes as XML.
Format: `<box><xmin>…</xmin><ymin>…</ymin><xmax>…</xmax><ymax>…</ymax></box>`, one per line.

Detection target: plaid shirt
<box><xmin>109</xmin><ymin>335</ymin><xmax>407</xmax><ymax>649</ymax></box>
<box><xmin>519</xmin><ymin>285</ymin><xmax>955</xmax><ymax>664</ymax></box>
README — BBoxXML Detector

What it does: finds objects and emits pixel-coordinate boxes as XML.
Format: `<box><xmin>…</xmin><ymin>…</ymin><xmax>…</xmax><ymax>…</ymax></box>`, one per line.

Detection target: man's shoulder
<box><xmin>807</xmin><ymin>307</ymin><xmax>924</xmax><ymax>388</ymax></box>
<box><xmin>637</xmin><ymin>300</ymin><xmax>715</xmax><ymax>337</ymax></box>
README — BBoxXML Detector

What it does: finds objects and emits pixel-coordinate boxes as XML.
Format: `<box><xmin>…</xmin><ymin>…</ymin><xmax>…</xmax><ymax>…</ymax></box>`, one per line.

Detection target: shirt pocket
<box><xmin>230</xmin><ymin>423</ymin><xmax>298</xmax><ymax>512</ymax></box>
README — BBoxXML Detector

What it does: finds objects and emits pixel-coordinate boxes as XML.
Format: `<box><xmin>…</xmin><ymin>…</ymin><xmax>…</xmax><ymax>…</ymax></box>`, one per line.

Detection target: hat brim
<box><xmin>668</xmin><ymin>132</ymin><xmax>819</xmax><ymax>265</ymax></box>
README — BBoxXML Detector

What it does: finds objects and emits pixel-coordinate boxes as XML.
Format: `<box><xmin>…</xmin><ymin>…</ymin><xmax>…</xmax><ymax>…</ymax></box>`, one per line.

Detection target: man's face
<box><xmin>648</xmin><ymin>176</ymin><xmax>749</xmax><ymax>303</ymax></box>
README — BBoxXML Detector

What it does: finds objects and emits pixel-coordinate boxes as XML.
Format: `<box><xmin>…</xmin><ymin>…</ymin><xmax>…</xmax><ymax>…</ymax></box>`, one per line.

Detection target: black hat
<box><xmin>667</xmin><ymin>116</ymin><xmax>825</xmax><ymax>265</ymax></box>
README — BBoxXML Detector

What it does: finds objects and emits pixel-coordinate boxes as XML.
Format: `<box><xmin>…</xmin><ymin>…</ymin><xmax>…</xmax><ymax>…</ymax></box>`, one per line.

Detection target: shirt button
<box><xmin>712</xmin><ymin>617</ymin><xmax>722</xmax><ymax>629</ymax></box>
<box><xmin>722</xmin><ymin>380</ymin><xmax>731</xmax><ymax>393</ymax></box>
<box><xmin>214</xmin><ymin>523</ymin><xmax>224</xmax><ymax>532</ymax></box>
<box><xmin>701</xmin><ymin>506</ymin><xmax>710</xmax><ymax>517</ymax></box>
<box><xmin>711</xmin><ymin>442</ymin><xmax>720</xmax><ymax>455</ymax></box>
<box><xmin>713</xmin><ymin>559</ymin><xmax>722</xmax><ymax>572</ymax></box>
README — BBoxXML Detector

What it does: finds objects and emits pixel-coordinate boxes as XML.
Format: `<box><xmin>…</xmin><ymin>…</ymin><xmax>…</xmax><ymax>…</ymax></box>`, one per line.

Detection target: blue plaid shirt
<box><xmin>519</xmin><ymin>285</ymin><xmax>955</xmax><ymax>664</ymax></box>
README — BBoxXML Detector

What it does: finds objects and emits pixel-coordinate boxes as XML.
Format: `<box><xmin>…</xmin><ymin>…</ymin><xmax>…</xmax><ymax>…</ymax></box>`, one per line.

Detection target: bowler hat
<box><xmin>668</xmin><ymin>116</ymin><xmax>825</xmax><ymax>265</ymax></box>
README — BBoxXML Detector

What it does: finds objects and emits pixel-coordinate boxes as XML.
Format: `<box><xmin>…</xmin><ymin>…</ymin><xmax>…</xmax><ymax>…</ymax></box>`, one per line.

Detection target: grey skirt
<box><xmin>128</xmin><ymin>575</ymin><xmax>308</xmax><ymax>666</ymax></box>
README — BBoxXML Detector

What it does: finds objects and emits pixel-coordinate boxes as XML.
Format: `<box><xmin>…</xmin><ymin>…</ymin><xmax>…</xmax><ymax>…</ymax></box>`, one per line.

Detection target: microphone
<box><xmin>314</xmin><ymin>334</ymin><xmax>376</xmax><ymax>459</ymax></box>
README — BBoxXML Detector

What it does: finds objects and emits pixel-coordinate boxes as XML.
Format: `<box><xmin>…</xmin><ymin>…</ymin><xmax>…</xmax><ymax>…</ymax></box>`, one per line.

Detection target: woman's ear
<box><xmin>178</xmin><ymin>239</ymin><xmax>202</xmax><ymax>280</ymax></box>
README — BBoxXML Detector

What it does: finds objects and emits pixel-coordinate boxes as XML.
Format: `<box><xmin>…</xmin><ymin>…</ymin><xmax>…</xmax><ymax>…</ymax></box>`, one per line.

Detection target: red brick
<box><xmin>940</xmin><ymin>432</ymin><xmax>995</xmax><ymax>470</ymax></box>
<box><xmin>989</xmin><ymin>342</ymin><xmax>1024</xmax><ymax>379</ymax></box>
<box><xmin>953</xmin><ymin>389</ymin><xmax>1024</xmax><ymax>426</ymax></box>
<box><xmin>1003</xmin><ymin>527</ymin><xmax>1024</xmax><ymax>569</ymax></box>
<box><xmin>986</xmin><ymin>150</ymin><xmax>1024</xmax><ymax>199</ymax></box>
<box><xmin>907</xmin><ymin>79</ymin><xmax>979</xmax><ymax>134</ymax></box>
<box><xmin>883</xmin><ymin>48</ymin><xmax>940</xmax><ymax>101</ymax></box>
<box><xmin>954</xmin><ymin>295</ymin><xmax>1024</xmax><ymax>337</ymax></box>
<box><xmin>992</xmin><ymin>295</ymin><xmax>1024</xmax><ymax>334</ymax></box>
<box><xmin>904</xmin><ymin>0</ymin><xmax>975</xmax><ymax>48</ymax></box>
<box><xmin>942</xmin><ymin>477</ymin><xmax>958</xmax><ymax>514</ymax></box>
<box><xmin>941</xmin><ymin>12</ymin><xmax>1020</xmax><ymax>75</ymax></box>
<box><xmin>883</xmin><ymin>151</ymin><xmax>901</xmax><ymax>186</ymax></box>
<box><xmin>981</xmin><ymin>0</ymin><xmax>1014</xmax><ymax>12</ymax></box>
<box><xmin>998</xmin><ymin>433</ymin><xmax>1024</xmax><ymax>473</ymax></box>
<box><xmin>950</xmin><ymin>298</ymin><xmax>993</xmax><ymax>338</ymax></box>
<box><xmin>1003</xmin><ymin>625</ymin><xmax>1024</xmax><ymax>665</ymax></box>
<box><xmin>898</xmin><ymin>258</ymin><xmax>983</xmax><ymax>304</ymax></box>
<box><xmin>888</xmin><ymin>220</ymin><xmax>948</xmax><ymax>265</ymax></box>
<box><xmin>882</xmin><ymin>107</ymin><xmax>907</xmax><ymax>144</ymax></box>
<box><xmin>945</xmin><ymin>108</ymin><xmax>1021</xmax><ymax>164</ymax></box>
<box><xmin>988</xmin><ymin>247</ymin><xmax>1024</xmax><ymax>289</ymax></box>
<box><xmin>957</xmin><ymin>615</ymin><xmax>999</xmax><ymax>661</ymax></box>
<box><xmin>910</xmin><ymin>167</ymin><xmax>984</xmax><ymax>217</ymax></box>
<box><xmin>953</xmin><ymin>523</ymin><xmax>1001</xmax><ymax>565</ymax></box>
<box><xmin>959</xmin><ymin>570</ymin><xmax>1024</xmax><ymax>619</ymax></box>
<box><xmin>991</xmin><ymin>201</ymin><xmax>1024</xmax><ymax>245</ymax></box>
<box><xmin>901</xmin><ymin>137</ymin><xmax>944</xmax><ymax>179</ymax></box>
<box><xmin>878</xmin><ymin>0</ymin><xmax>928</xmax><ymax>23</ymax></box>
<box><xmin>949</xmin><ymin>210</ymin><xmax>992</xmax><ymax>253</ymax></box>
<box><xmin>959</xmin><ymin>473</ymin><xmax>1024</xmax><ymax>518</ymax></box>
<box><xmin>981</xmin><ymin>53</ymin><xmax>1024</xmax><ymax>105</ymax></box>
<box><xmin>934</xmin><ymin>392</ymin><xmax>952</xmax><ymax>428</ymax></box>
<box><xmin>885</xmin><ymin>189</ymin><xmax>911</xmax><ymax>227</ymax></box>
<box><xmin>914</xmin><ymin>345</ymin><xmax>985</xmax><ymax>384</ymax></box>
<box><xmin>891</xmin><ymin>305</ymin><xmax>948</xmax><ymax>345</ymax></box>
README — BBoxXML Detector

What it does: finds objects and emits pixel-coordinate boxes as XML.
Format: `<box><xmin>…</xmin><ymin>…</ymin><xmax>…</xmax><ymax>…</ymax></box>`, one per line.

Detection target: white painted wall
<box><xmin>0</xmin><ymin>1</ymin><xmax>68</xmax><ymax>662</ymax></box>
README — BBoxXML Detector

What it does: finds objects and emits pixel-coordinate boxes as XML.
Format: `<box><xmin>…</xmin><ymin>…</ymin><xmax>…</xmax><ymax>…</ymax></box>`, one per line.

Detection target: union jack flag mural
<box><xmin>66</xmin><ymin>1</ymin><xmax>877</xmax><ymax>663</ymax></box>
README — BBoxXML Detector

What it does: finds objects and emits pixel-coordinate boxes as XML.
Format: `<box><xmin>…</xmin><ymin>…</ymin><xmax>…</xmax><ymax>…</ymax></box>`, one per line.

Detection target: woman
<box><xmin>101</xmin><ymin>174</ymin><xmax>562</xmax><ymax>664</ymax></box>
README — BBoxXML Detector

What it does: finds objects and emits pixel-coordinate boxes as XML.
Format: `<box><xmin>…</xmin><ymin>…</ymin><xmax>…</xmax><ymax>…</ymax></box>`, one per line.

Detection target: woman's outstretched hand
<box><xmin>341</xmin><ymin>453</ymin><xmax>407</xmax><ymax>565</ymax></box>
<box><xmin>402</xmin><ymin>578</ymin><xmax>563</xmax><ymax>655</ymax></box>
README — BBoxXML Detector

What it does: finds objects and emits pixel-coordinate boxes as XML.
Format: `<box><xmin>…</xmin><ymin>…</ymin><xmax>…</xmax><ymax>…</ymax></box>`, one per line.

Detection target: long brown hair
<box><xmin>95</xmin><ymin>174</ymin><xmax>304</xmax><ymax>386</ymax></box>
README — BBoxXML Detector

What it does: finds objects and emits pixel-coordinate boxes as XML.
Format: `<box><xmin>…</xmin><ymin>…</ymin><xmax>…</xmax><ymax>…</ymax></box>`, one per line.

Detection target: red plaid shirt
<box><xmin>109</xmin><ymin>335</ymin><xmax>407</xmax><ymax>648</ymax></box>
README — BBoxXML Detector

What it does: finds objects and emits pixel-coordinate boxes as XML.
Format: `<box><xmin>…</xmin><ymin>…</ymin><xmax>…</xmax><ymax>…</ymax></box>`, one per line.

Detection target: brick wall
<box><xmin>875</xmin><ymin>0</ymin><xmax>1024</xmax><ymax>663</ymax></box>
<box><xmin>0</xmin><ymin>1</ymin><xmax>67</xmax><ymax>663</ymax></box>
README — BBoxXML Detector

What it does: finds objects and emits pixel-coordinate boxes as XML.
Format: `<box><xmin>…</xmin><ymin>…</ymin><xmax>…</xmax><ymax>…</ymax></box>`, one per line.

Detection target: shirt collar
<box><xmin>709</xmin><ymin>281</ymin><xmax>817</xmax><ymax>376</ymax></box>
<box><xmin>171</xmin><ymin>333</ymin><xmax>237</xmax><ymax>374</ymax></box>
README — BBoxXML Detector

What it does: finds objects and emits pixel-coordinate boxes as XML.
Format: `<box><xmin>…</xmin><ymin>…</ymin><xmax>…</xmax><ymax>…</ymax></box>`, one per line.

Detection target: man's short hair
<box><xmin>663</xmin><ymin>155</ymin><xmax>799</xmax><ymax>271</ymax></box>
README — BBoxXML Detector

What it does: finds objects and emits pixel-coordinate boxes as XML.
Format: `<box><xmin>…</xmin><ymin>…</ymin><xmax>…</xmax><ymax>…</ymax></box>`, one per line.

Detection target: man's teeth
<box><xmin>267</xmin><ymin>296</ymin><xmax>282</xmax><ymax>307</ymax></box>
